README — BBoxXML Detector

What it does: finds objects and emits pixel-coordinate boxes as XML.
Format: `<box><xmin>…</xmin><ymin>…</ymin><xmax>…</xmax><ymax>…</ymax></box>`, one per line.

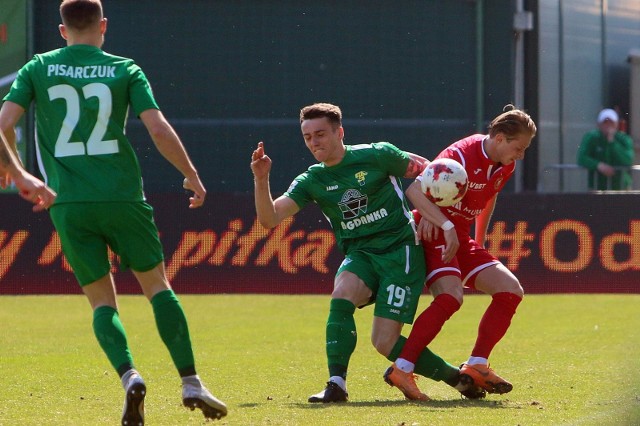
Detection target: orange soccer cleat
<box><xmin>383</xmin><ymin>363</ymin><xmax>430</xmax><ymax>401</ymax></box>
<box><xmin>459</xmin><ymin>363</ymin><xmax>513</xmax><ymax>394</ymax></box>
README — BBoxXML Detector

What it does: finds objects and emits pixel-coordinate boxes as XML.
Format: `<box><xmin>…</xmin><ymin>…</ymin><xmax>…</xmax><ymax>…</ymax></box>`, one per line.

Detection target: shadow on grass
<box><xmin>237</xmin><ymin>398</ymin><xmax>519</xmax><ymax>410</ymax></box>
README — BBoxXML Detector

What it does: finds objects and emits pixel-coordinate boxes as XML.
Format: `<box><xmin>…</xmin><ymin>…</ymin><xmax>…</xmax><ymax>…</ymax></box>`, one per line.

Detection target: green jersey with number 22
<box><xmin>284</xmin><ymin>142</ymin><xmax>419</xmax><ymax>255</ymax></box>
<box><xmin>4</xmin><ymin>44</ymin><xmax>159</xmax><ymax>204</ymax></box>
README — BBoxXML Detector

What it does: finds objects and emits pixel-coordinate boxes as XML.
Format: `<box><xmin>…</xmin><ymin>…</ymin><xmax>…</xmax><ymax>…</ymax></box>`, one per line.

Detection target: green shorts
<box><xmin>337</xmin><ymin>243</ymin><xmax>426</xmax><ymax>324</ymax></box>
<box><xmin>49</xmin><ymin>201</ymin><xmax>164</xmax><ymax>286</ymax></box>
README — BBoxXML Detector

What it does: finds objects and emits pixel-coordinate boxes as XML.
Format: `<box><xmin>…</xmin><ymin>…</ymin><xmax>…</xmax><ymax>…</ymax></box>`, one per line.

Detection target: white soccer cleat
<box><xmin>182</xmin><ymin>381</ymin><xmax>227</xmax><ymax>420</ymax></box>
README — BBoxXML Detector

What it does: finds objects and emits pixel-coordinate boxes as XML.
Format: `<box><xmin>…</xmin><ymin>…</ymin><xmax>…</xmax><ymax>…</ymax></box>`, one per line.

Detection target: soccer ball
<box><xmin>420</xmin><ymin>158</ymin><xmax>468</xmax><ymax>207</ymax></box>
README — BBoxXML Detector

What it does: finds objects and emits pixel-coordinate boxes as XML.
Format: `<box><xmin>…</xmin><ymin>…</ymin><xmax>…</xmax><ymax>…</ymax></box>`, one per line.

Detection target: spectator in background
<box><xmin>577</xmin><ymin>108</ymin><xmax>635</xmax><ymax>190</ymax></box>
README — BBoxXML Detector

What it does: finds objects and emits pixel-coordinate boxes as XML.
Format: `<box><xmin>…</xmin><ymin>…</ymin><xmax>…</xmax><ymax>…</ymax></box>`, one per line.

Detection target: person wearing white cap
<box><xmin>577</xmin><ymin>108</ymin><xmax>635</xmax><ymax>190</ymax></box>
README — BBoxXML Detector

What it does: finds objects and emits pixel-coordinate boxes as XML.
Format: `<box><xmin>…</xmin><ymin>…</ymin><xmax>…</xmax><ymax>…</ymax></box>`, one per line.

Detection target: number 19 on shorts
<box><xmin>386</xmin><ymin>284</ymin><xmax>407</xmax><ymax>307</ymax></box>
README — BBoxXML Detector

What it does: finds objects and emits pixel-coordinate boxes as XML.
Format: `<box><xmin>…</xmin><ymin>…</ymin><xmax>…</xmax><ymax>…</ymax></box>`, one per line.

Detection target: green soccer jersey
<box><xmin>4</xmin><ymin>44</ymin><xmax>159</xmax><ymax>204</ymax></box>
<box><xmin>284</xmin><ymin>142</ymin><xmax>419</xmax><ymax>254</ymax></box>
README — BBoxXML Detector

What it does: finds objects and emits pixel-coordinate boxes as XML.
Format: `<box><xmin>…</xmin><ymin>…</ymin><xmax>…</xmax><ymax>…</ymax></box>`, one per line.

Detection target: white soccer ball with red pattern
<box><xmin>420</xmin><ymin>158</ymin><xmax>468</xmax><ymax>207</ymax></box>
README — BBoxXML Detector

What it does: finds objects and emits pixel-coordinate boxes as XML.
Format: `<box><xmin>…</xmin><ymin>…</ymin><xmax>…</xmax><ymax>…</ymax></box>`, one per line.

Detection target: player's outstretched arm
<box><xmin>251</xmin><ymin>142</ymin><xmax>299</xmax><ymax>229</ymax></box>
<box><xmin>139</xmin><ymin>109</ymin><xmax>205</xmax><ymax>208</ymax></box>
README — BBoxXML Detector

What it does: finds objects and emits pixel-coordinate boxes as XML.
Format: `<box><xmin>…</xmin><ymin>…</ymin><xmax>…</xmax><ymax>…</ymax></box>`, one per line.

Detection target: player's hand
<box><xmin>251</xmin><ymin>141</ymin><xmax>272</xmax><ymax>179</ymax></box>
<box><xmin>13</xmin><ymin>173</ymin><xmax>56</xmax><ymax>212</ymax></box>
<box><xmin>441</xmin><ymin>228</ymin><xmax>460</xmax><ymax>263</ymax></box>
<box><xmin>182</xmin><ymin>175</ymin><xmax>206</xmax><ymax>209</ymax></box>
<box><xmin>417</xmin><ymin>219</ymin><xmax>438</xmax><ymax>242</ymax></box>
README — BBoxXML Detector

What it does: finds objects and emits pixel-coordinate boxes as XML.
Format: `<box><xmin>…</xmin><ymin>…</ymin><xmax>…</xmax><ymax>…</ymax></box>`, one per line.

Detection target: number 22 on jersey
<box><xmin>48</xmin><ymin>83</ymin><xmax>119</xmax><ymax>157</ymax></box>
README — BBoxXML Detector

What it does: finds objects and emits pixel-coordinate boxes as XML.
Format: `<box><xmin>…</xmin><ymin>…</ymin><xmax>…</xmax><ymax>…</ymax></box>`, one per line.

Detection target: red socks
<box><xmin>399</xmin><ymin>293</ymin><xmax>461</xmax><ymax>363</ymax></box>
<box><xmin>471</xmin><ymin>292</ymin><xmax>522</xmax><ymax>359</ymax></box>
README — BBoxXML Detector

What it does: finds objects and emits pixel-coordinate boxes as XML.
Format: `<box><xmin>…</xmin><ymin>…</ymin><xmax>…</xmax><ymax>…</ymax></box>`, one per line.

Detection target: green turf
<box><xmin>1</xmin><ymin>294</ymin><xmax>639</xmax><ymax>425</ymax></box>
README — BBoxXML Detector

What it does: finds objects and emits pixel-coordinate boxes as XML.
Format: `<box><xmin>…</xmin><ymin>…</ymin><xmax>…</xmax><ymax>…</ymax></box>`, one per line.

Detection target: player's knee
<box><xmin>447</xmin><ymin>286</ymin><xmax>464</xmax><ymax>305</ymax></box>
<box><xmin>431</xmin><ymin>281</ymin><xmax>464</xmax><ymax>305</ymax></box>
<box><xmin>331</xmin><ymin>278</ymin><xmax>371</xmax><ymax>306</ymax></box>
<box><xmin>370</xmin><ymin>334</ymin><xmax>395</xmax><ymax>357</ymax></box>
<box><xmin>509</xmin><ymin>278</ymin><xmax>524</xmax><ymax>299</ymax></box>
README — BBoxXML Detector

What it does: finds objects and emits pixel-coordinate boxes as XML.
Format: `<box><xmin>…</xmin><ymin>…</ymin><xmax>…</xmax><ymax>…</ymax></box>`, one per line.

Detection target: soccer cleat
<box><xmin>456</xmin><ymin>382</ymin><xmax>487</xmax><ymax>399</ymax></box>
<box><xmin>451</xmin><ymin>370</ymin><xmax>486</xmax><ymax>399</ymax></box>
<box><xmin>383</xmin><ymin>363</ymin><xmax>430</xmax><ymax>401</ymax></box>
<box><xmin>458</xmin><ymin>385</ymin><xmax>487</xmax><ymax>399</ymax></box>
<box><xmin>308</xmin><ymin>381</ymin><xmax>349</xmax><ymax>403</ymax></box>
<box><xmin>459</xmin><ymin>363</ymin><xmax>513</xmax><ymax>394</ymax></box>
<box><xmin>182</xmin><ymin>382</ymin><xmax>228</xmax><ymax>420</ymax></box>
<box><xmin>121</xmin><ymin>374</ymin><xmax>146</xmax><ymax>426</ymax></box>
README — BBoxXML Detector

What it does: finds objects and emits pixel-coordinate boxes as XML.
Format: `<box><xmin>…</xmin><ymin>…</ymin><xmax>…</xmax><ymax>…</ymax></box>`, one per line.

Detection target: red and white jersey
<box><xmin>434</xmin><ymin>134</ymin><xmax>514</xmax><ymax>233</ymax></box>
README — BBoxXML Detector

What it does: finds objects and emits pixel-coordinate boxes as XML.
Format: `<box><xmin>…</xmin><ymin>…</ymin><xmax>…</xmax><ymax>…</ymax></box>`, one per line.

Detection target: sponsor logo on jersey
<box><xmin>326</xmin><ymin>185</ymin><xmax>339</xmax><ymax>191</ymax></box>
<box><xmin>463</xmin><ymin>207</ymin><xmax>484</xmax><ymax>216</ymax></box>
<box><xmin>337</xmin><ymin>188</ymin><xmax>390</xmax><ymax>230</ymax></box>
<box><xmin>338</xmin><ymin>189</ymin><xmax>368</xmax><ymax>219</ymax></box>
<box><xmin>468</xmin><ymin>181</ymin><xmax>486</xmax><ymax>190</ymax></box>
<box><xmin>474</xmin><ymin>168</ymin><xmax>482</xmax><ymax>174</ymax></box>
<box><xmin>340</xmin><ymin>208</ymin><xmax>389</xmax><ymax>230</ymax></box>
<box><xmin>355</xmin><ymin>171</ymin><xmax>368</xmax><ymax>186</ymax></box>
<box><xmin>446</xmin><ymin>205</ymin><xmax>483</xmax><ymax>220</ymax></box>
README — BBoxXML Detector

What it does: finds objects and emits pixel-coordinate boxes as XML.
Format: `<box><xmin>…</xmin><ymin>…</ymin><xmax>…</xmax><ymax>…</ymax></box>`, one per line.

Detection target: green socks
<box><xmin>92</xmin><ymin>305</ymin><xmax>134</xmax><ymax>377</ymax></box>
<box><xmin>326</xmin><ymin>298</ymin><xmax>357</xmax><ymax>379</ymax></box>
<box><xmin>93</xmin><ymin>290</ymin><xmax>196</xmax><ymax>378</ymax></box>
<box><xmin>151</xmin><ymin>289</ymin><xmax>196</xmax><ymax>377</ymax></box>
<box><xmin>388</xmin><ymin>335</ymin><xmax>460</xmax><ymax>386</ymax></box>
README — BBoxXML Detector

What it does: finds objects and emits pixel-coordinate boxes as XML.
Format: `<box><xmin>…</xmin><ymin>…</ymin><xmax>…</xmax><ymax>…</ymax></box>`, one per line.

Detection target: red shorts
<box><xmin>423</xmin><ymin>230</ymin><xmax>500</xmax><ymax>290</ymax></box>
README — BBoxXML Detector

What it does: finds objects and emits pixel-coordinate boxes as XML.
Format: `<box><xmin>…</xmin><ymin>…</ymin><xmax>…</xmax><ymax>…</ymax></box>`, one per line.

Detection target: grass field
<box><xmin>1</xmin><ymin>294</ymin><xmax>639</xmax><ymax>425</ymax></box>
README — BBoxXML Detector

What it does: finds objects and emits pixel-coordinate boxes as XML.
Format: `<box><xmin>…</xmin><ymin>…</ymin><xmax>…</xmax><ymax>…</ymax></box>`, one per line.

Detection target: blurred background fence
<box><xmin>0</xmin><ymin>1</ymin><xmax>639</xmax><ymax>293</ymax></box>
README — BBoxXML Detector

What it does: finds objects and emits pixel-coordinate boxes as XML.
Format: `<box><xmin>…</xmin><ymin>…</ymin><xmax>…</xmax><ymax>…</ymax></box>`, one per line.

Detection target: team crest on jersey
<box><xmin>355</xmin><ymin>171</ymin><xmax>368</xmax><ymax>186</ymax></box>
<box><xmin>338</xmin><ymin>189</ymin><xmax>368</xmax><ymax>219</ymax></box>
<box><xmin>494</xmin><ymin>177</ymin><xmax>503</xmax><ymax>190</ymax></box>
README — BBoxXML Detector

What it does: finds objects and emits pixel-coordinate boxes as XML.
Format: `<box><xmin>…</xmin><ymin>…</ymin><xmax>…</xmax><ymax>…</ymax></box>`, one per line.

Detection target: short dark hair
<box><xmin>300</xmin><ymin>103</ymin><xmax>342</xmax><ymax>127</ymax></box>
<box><xmin>60</xmin><ymin>0</ymin><xmax>103</xmax><ymax>31</ymax></box>
<box><xmin>488</xmin><ymin>104</ymin><xmax>537</xmax><ymax>139</ymax></box>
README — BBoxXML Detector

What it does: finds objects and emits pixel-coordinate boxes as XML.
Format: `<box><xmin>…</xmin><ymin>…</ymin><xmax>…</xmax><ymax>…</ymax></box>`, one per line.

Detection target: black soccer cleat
<box><xmin>308</xmin><ymin>381</ymin><xmax>349</xmax><ymax>403</ymax></box>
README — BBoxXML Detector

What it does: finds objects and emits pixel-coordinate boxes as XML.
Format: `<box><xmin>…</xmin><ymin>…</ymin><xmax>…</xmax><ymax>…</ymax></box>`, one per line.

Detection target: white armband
<box><xmin>441</xmin><ymin>220</ymin><xmax>455</xmax><ymax>231</ymax></box>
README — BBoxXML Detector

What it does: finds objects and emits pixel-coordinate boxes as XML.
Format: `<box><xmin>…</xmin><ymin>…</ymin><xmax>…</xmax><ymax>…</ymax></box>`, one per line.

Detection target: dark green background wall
<box><xmin>31</xmin><ymin>0</ymin><xmax>515</xmax><ymax>193</ymax></box>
